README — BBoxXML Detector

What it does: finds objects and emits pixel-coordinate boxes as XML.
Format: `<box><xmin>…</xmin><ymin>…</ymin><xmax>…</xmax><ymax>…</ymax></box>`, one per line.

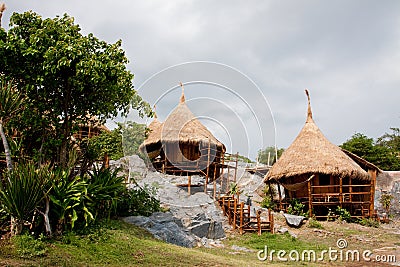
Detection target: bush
<box><xmin>308</xmin><ymin>217</ymin><xmax>323</xmax><ymax>229</ymax></box>
<box><xmin>358</xmin><ymin>218</ymin><xmax>380</xmax><ymax>228</ymax></box>
<box><xmin>117</xmin><ymin>184</ymin><xmax>161</xmax><ymax>217</ymax></box>
<box><xmin>287</xmin><ymin>199</ymin><xmax>308</xmax><ymax>217</ymax></box>
<box><xmin>335</xmin><ymin>207</ymin><xmax>351</xmax><ymax>222</ymax></box>
<box><xmin>260</xmin><ymin>196</ymin><xmax>276</xmax><ymax>209</ymax></box>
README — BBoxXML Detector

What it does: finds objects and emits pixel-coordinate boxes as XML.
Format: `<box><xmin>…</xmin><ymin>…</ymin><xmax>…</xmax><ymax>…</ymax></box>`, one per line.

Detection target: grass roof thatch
<box><xmin>140</xmin><ymin>87</ymin><xmax>225</xmax><ymax>154</ymax></box>
<box><xmin>265</xmin><ymin>90</ymin><xmax>370</xmax><ymax>182</ymax></box>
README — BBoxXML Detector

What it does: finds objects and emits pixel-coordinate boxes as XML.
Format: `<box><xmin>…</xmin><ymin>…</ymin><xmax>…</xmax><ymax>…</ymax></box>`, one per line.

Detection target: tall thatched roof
<box><xmin>265</xmin><ymin>90</ymin><xmax>370</xmax><ymax>182</ymax></box>
<box><xmin>140</xmin><ymin>87</ymin><xmax>225</xmax><ymax>153</ymax></box>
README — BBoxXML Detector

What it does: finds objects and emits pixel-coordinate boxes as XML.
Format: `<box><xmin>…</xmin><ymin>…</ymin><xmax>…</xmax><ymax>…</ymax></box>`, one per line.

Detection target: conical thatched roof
<box><xmin>265</xmin><ymin>90</ymin><xmax>370</xmax><ymax>182</ymax></box>
<box><xmin>140</xmin><ymin>87</ymin><xmax>225</xmax><ymax>153</ymax></box>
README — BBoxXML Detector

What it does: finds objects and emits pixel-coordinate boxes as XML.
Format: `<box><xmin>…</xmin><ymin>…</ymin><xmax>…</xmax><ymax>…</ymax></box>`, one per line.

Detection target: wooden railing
<box><xmin>218</xmin><ymin>195</ymin><xmax>274</xmax><ymax>235</ymax></box>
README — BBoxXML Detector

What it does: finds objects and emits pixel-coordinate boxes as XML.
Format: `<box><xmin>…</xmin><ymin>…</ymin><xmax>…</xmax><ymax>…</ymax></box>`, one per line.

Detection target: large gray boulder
<box><xmin>123</xmin><ymin>212</ymin><xmax>197</xmax><ymax>248</ymax></box>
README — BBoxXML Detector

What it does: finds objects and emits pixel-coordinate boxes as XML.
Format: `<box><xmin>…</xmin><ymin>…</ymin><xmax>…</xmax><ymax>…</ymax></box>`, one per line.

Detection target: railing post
<box><xmin>240</xmin><ymin>202</ymin><xmax>244</xmax><ymax>234</ymax></box>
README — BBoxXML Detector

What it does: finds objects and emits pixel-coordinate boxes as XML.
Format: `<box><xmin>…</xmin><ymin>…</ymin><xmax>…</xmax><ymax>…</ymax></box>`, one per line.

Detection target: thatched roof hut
<box><xmin>265</xmin><ymin>90</ymin><xmax>370</xmax><ymax>183</ymax></box>
<box><xmin>139</xmin><ymin>87</ymin><xmax>225</xmax><ymax>177</ymax></box>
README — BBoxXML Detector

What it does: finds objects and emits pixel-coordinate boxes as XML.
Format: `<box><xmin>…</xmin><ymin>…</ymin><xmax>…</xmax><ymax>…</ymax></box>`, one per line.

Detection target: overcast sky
<box><xmin>2</xmin><ymin>1</ymin><xmax>400</xmax><ymax>160</ymax></box>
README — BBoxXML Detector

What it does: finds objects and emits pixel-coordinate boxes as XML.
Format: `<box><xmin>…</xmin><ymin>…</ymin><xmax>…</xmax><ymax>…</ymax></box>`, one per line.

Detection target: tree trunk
<box><xmin>38</xmin><ymin>197</ymin><xmax>52</xmax><ymax>236</ymax></box>
<box><xmin>0</xmin><ymin>121</ymin><xmax>13</xmax><ymax>171</ymax></box>
<box><xmin>10</xmin><ymin>217</ymin><xmax>23</xmax><ymax>236</ymax></box>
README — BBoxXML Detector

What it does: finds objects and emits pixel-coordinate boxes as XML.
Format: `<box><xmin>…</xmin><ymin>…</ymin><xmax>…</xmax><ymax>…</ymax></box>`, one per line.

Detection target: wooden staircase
<box><xmin>218</xmin><ymin>195</ymin><xmax>274</xmax><ymax>235</ymax></box>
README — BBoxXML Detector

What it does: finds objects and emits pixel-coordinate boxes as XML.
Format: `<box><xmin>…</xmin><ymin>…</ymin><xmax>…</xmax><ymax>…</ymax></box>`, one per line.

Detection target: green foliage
<box><xmin>260</xmin><ymin>195</ymin><xmax>275</xmax><ymax>209</ymax></box>
<box><xmin>49</xmin><ymin>169</ymin><xmax>90</xmax><ymax>231</ymax></box>
<box><xmin>335</xmin><ymin>206</ymin><xmax>351</xmax><ymax>222</ymax></box>
<box><xmin>308</xmin><ymin>217</ymin><xmax>323</xmax><ymax>229</ymax></box>
<box><xmin>379</xmin><ymin>193</ymin><xmax>394</xmax><ymax>214</ymax></box>
<box><xmin>341</xmin><ymin>132</ymin><xmax>400</xmax><ymax>170</ymax></box>
<box><xmin>90</xmin><ymin>128</ymin><xmax>124</xmax><ymax>161</ymax></box>
<box><xmin>85</xmin><ymin>167</ymin><xmax>126</xmax><ymax>220</ymax></box>
<box><xmin>259</xmin><ymin>184</ymin><xmax>276</xmax><ymax>209</ymax></box>
<box><xmin>257</xmin><ymin>146</ymin><xmax>285</xmax><ymax>165</ymax></box>
<box><xmin>228</xmin><ymin>182</ymin><xmax>242</xmax><ymax>195</ymax></box>
<box><xmin>117</xmin><ymin>184</ymin><xmax>161</xmax><ymax>217</ymax></box>
<box><xmin>358</xmin><ymin>217</ymin><xmax>380</xmax><ymax>228</ymax></box>
<box><xmin>286</xmin><ymin>198</ymin><xmax>308</xmax><ymax>217</ymax></box>
<box><xmin>0</xmin><ymin>162</ymin><xmax>51</xmax><ymax>222</ymax></box>
<box><xmin>120</xmin><ymin>121</ymin><xmax>147</xmax><ymax>157</ymax></box>
<box><xmin>0</xmin><ymin>11</ymin><xmax>152</xmax><ymax>165</ymax></box>
<box><xmin>377</xmin><ymin>128</ymin><xmax>400</xmax><ymax>155</ymax></box>
<box><xmin>13</xmin><ymin>233</ymin><xmax>48</xmax><ymax>258</ymax></box>
<box><xmin>89</xmin><ymin>121</ymin><xmax>147</xmax><ymax>161</ymax></box>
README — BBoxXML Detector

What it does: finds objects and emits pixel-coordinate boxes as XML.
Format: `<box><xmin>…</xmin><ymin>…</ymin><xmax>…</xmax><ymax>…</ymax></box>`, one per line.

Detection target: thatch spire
<box><xmin>179</xmin><ymin>82</ymin><xmax>185</xmax><ymax>103</ymax></box>
<box><xmin>153</xmin><ymin>104</ymin><xmax>158</xmax><ymax>120</ymax></box>
<box><xmin>0</xmin><ymin>3</ymin><xmax>6</xmax><ymax>28</ymax></box>
<box><xmin>305</xmin><ymin>89</ymin><xmax>313</xmax><ymax>122</ymax></box>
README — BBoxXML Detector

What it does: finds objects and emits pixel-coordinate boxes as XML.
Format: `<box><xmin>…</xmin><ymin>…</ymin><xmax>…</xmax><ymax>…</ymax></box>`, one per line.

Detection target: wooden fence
<box><xmin>218</xmin><ymin>195</ymin><xmax>274</xmax><ymax>235</ymax></box>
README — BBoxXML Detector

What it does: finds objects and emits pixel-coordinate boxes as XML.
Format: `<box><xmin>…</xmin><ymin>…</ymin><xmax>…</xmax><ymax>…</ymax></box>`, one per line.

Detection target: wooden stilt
<box><xmin>205</xmin><ymin>140</ymin><xmax>211</xmax><ymax>193</ymax></box>
<box><xmin>188</xmin><ymin>174</ymin><xmax>191</xmax><ymax>196</ymax></box>
<box><xmin>308</xmin><ymin>179</ymin><xmax>312</xmax><ymax>218</ymax></box>
<box><xmin>339</xmin><ymin>177</ymin><xmax>343</xmax><ymax>207</ymax></box>
<box><xmin>369</xmin><ymin>170</ymin><xmax>376</xmax><ymax>217</ymax></box>
<box><xmin>277</xmin><ymin>184</ymin><xmax>283</xmax><ymax>211</ymax></box>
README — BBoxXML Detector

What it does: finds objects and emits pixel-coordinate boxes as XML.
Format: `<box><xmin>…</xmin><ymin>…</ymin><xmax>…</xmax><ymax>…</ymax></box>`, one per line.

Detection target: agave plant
<box><xmin>85</xmin><ymin>166</ymin><xmax>126</xmax><ymax>220</ymax></box>
<box><xmin>0</xmin><ymin>162</ymin><xmax>51</xmax><ymax>235</ymax></box>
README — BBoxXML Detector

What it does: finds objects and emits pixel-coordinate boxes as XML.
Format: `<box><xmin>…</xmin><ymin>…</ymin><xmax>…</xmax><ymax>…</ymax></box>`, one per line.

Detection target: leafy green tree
<box><xmin>257</xmin><ymin>146</ymin><xmax>284</xmax><ymax>165</ymax></box>
<box><xmin>340</xmin><ymin>132</ymin><xmax>400</xmax><ymax>170</ymax></box>
<box><xmin>120</xmin><ymin>121</ymin><xmax>147</xmax><ymax>157</ymax></box>
<box><xmin>377</xmin><ymin>128</ymin><xmax>400</xmax><ymax>157</ymax></box>
<box><xmin>0</xmin><ymin>12</ymin><xmax>151</xmax><ymax>166</ymax></box>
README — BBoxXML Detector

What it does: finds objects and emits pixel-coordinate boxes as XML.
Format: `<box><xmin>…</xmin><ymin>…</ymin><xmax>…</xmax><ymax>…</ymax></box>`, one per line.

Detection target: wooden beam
<box><xmin>308</xmin><ymin>178</ymin><xmax>312</xmax><ymax>218</ymax></box>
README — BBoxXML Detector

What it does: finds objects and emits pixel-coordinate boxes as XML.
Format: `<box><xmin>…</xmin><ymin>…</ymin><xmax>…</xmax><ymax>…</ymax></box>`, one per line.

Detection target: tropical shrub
<box><xmin>117</xmin><ymin>184</ymin><xmax>161</xmax><ymax>217</ymax></box>
<box><xmin>287</xmin><ymin>198</ymin><xmax>308</xmax><ymax>217</ymax></box>
<box><xmin>335</xmin><ymin>206</ymin><xmax>351</xmax><ymax>222</ymax></box>
<box><xmin>85</xmin><ymin>166</ymin><xmax>126</xmax><ymax>220</ymax></box>
<box><xmin>0</xmin><ymin>162</ymin><xmax>51</xmax><ymax>235</ymax></box>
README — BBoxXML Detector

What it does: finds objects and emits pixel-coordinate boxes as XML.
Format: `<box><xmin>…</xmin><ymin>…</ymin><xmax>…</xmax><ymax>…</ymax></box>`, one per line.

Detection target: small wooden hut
<box><xmin>264</xmin><ymin>90</ymin><xmax>377</xmax><ymax>219</ymax></box>
<box><xmin>139</xmin><ymin>87</ymin><xmax>226</xmax><ymax>181</ymax></box>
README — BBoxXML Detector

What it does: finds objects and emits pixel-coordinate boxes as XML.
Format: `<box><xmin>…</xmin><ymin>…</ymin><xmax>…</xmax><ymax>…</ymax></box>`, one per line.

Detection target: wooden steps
<box><xmin>218</xmin><ymin>195</ymin><xmax>274</xmax><ymax>235</ymax></box>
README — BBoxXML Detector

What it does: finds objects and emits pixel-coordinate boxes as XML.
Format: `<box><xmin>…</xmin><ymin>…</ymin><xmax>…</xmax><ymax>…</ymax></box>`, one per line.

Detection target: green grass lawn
<box><xmin>0</xmin><ymin>219</ymin><xmax>350</xmax><ymax>267</ymax></box>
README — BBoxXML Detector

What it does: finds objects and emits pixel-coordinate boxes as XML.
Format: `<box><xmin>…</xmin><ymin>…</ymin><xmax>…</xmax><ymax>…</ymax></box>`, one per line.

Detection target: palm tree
<box><xmin>0</xmin><ymin>78</ymin><xmax>26</xmax><ymax>171</ymax></box>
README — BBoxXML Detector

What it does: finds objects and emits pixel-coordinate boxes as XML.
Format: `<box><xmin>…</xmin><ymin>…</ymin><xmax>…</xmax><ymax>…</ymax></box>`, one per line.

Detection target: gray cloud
<box><xmin>3</xmin><ymin>0</ymin><xmax>400</xmax><ymax>159</ymax></box>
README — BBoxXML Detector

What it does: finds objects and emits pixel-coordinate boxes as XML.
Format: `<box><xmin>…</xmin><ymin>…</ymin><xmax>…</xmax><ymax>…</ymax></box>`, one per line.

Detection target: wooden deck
<box><xmin>218</xmin><ymin>195</ymin><xmax>274</xmax><ymax>235</ymax></box>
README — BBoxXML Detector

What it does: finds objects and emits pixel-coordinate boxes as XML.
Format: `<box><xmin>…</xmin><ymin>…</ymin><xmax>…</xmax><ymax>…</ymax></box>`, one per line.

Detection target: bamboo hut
<box><xmin>139</xmin><ymin>87</ymin><xmax>226</xmax><ymax>181</ymax></box>
<box><xmin>264</xmin><ymin>90</ymin><xmax>377</xmax><ymax>219</ymax></box>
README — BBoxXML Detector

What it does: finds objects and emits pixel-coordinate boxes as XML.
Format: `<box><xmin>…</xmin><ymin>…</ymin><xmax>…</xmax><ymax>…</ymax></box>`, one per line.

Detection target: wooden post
<box><xmin>339</xmin><ymin>177</ymin><xmax>343</xmax><ymax>207</ymax></box>
<box><xmin>205</xmin><ymin>140</ymin><xmax>211</xmax><ymax>193</ymax></box>
<box><xmin>269</xmin><ymin>209</ymin><xmax>274</xmax><ymax>233</ymax></box>
<box><xmin>188</xmin><ymin>174</ymin><xmax>191</xmax><ymax>196</ymax></box>
<box><xmin>220</xmin><ymin>154</ymin><xmax>224</xmax><ymax>193</ymax></box>
<box><xmin>227</xmin><ymin>196</ymin><xmax>232</xmax><ymax>224</ymax></box>
<box><xmin>233</xmin><ymin>198</ymin><xmax>237</xmax><ymax>230</ymax></box>
<box><xmin>213</xmin><ymin>164</ymin><xmax>217</xmax><ymax>200</ymax></box>
<box><xmin>257</xmin><ymin>210</ymin><xmax>261</xmax><ymax>236</ymax></box>
<box><xmin>349</xmin><ymin>176</ymin><xmax>352</xmax><ymax>202</ymax></box>
<box><xmin>234</xmin><ymin>152</ymin><xmax>239</xmax><ymax>183</ymax></box>
<box><xmin>239</xmin><ymin>202</ymin><xmax>244</xmax><ymax>234</ymax></box>
<box><xmin>277</xmin><ymin>184</ymin><xmax>283</xmax><ymax>211</ymax></box>
<box><xmin>308</xmin><ymin>179</ymin><xmax>312</xmax><ymax>218</ymax></box>
<box><xmin>368</xmin><ymin>169</ymin><xmax>376</xmax><ymax>217</ymax></box>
